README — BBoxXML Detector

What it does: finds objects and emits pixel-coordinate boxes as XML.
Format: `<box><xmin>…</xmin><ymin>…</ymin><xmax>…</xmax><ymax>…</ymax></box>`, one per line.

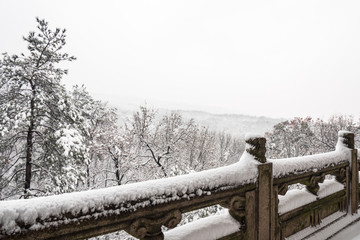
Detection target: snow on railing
<box><xmin>270</xmin><ymin>151</ymin><xmax>348</xmax><ymax>178</ymax></box>
<box><xmin>0</xmin><ymin>159</ymin><xmax>256</xmax><ymax>234</ymax></box>
<box><xmin>0</xmin><ymin>131</ymin><xmax>358</xmax><ymax>240</ymax></box>
<box><xmin>270</xmin><ymin>131</ymin><xmax>352</xmax><ymax>178</ymax></box>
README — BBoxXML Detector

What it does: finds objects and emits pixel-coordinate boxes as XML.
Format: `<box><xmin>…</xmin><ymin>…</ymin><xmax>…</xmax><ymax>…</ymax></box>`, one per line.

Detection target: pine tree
<box><xmin>0</xmin><ymin>18</ymin><xmax>87</xmax><ymax>199</ymax></box>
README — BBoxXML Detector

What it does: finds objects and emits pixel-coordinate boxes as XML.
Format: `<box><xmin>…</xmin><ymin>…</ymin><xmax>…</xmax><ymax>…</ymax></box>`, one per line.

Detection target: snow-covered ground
<box><xmin>332</xmin><ymin>216</ymin><xmax>360</xmax><ymax>240</ymax></box>
<box><xmin>278</xmin><ymin>179</ymin><xmax>344</xmax><ymax>215</ymax></box>
<box><xmin>164</xmin><ymin>210</ymin><xmax>240</xmax><ymax>240</ymax></box>
<box><xmin>286</xmin><ymin>211</ymin><xmax>360</xmax><ymax>240</ymax></box>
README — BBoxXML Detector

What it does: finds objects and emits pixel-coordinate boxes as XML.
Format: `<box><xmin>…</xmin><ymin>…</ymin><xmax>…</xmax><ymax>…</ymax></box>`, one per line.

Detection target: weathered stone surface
<box><xmin>246</xmin><ymin>137</ymin><xmax>266</xmax><ymax>163</ymax></box>
<box><xmin>339</xmin><ymin>131</ymin><xmax>355</xmax><ymax>149</ymax></box>
<box><xmin>257</xmin><ymin>163</ymin><xmax>273</xmax><ymax>240</ymax></box>
<box><xmin>278</xmin><ymin>183</ymin><xmax>288</xmax><ymax>196</ymax></box>
<box><xmin>351</xmin><ymin>149</ymin><xmax>358</xmax><ymax>214</ymax></box>
<box><xmin>126</xmin><ymin>210</ymin><xmax>181</xmax><ymax>240</ymax></box>
<box><xmin>245</xmin><ymin>190</ymin><xmax>256</xmax><ymax>240</ymax></box>
<box><xmin>305</xmin><ymin>173</ymin><xmax>325</xmax><ymax>196</ymax></box>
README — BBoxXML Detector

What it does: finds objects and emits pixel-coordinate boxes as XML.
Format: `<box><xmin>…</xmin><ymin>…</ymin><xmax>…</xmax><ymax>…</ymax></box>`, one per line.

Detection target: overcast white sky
<box><xmin>1</xmin><ymin>0</ymin><xmax>360</xmax><ymax>119</ymax></box>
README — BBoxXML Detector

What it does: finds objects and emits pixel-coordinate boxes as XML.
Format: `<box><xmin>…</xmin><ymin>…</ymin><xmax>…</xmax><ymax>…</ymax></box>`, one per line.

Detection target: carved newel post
<box><xmin>246</xmin><ymin>136</ymin><xmax>267</xmax><ymax>163</ymax></box>
<box><xmin>245</xmin><ymin>135</ymin><xmax>275</xmax><ymax>240</ymax></box>
<box><xmin>337</xmin><ymin>131</ymin><xmax>358</xmax><ymax>214</ymax></box>
<box><xmin>337</xmin><ymin>131</ymin><xmax>355</xmax><ymax>149</ymax></box>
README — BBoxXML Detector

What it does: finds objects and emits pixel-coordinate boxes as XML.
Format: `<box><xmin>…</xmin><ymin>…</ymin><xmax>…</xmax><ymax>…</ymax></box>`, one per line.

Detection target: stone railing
<box><xmin>0</xmin><ymin>131</ymin><xmax>358</xmax><ymax>240</ymax></box>
<box><xmin>270</xmin><ymin>131</ymin><xmax>357</xmax><ymax>239</ymax></box>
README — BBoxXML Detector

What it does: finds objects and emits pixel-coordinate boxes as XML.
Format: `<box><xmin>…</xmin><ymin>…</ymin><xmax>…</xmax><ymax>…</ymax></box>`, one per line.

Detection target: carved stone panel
<box><xmin>305</xmin><ymin>173</ymin><xmax>325</xmax><ymax>195</ymax></box>
<box><xmin>126</xmin><ymin>210</ymin><xmax>182</xmax><ymax>240</ymax></box>
<box><xmin>335</xmin><ymin>167</ymin><xmax>347</xmax><ymax>183</ymax></box>
<box><xmin>278</xmin><ymin>183</ymin><xmax>288</xmax><ymax>196</ymax></box>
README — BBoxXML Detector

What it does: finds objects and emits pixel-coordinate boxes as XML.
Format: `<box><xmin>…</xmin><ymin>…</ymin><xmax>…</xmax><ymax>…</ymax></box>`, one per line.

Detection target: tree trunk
<box><xmin>87</xmin><ymin>165</ymin><xmax>90</xmax><ymax>188</ymax></box>
<box><xmin>24</xmin><ymin>98</ymin><xmax>35</xmax><ymax>196</ymax></box>
<box><xmin>114</xmin><ymin>157</ymin><xmax>121</xmax><ymax>185</ymax></box>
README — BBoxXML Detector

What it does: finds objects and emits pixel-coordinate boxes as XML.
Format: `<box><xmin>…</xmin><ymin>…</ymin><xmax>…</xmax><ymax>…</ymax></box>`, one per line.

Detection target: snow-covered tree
<box><xmin>217</xmin><ymin>131</ymin><xmax>244</xmax><ymax>164</ymax></box>
<box><xmin>127</xmin><ymin>106</ymin><xmax>175</xmax><ymax>178</ymax></box>
<box><xmin>188</xmin><ymin>126</ymin><xmax>217</xmax><ymax>171</ymax></box>
<box><xmin>313</xmin><ymin>115</ymin><xmax>359</xmax><ymax>152</ymax></box>
<box><xmin>89</xmin><ymin>106</ymin><xmax>133</xmax><ymax>187</ymax></box>
<box><xmin>69</xmin><ymin>85</ymin><xmax>136</xmax><ymax>189</ymax></box>
<box><xmin>121</xmin><ymin>106</ymin><xmax>242</xmax><ymax>182</ymax></box>
<box><xmin>266</xmin><ymin>117</ymin><xmax>314</xmax><ymax>158</ymax></box>
<box><xmin>266</xmin><ymin>115</ymin><xmax>360</xmax><ymax>159</ymax></box>
<box><xmin>0</xmin><ymin>18</ymin><xmax>87</xmax><ymax>199</ymax></box>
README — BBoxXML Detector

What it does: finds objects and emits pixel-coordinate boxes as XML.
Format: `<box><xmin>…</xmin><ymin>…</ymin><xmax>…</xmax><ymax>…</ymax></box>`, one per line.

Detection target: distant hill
<box><xmin>114</xmin><ymin>105</ymin><xmax>284</xmax><ymax>138</ymax></box>
<box><xmin>173</xmin><ymin>110</ymin><xmax>284</xmax><ymax>137</ymax></box>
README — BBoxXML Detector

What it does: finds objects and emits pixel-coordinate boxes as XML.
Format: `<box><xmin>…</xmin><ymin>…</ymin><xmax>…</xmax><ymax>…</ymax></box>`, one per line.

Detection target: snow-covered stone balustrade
<box><xmin>0</xmin><ymin>131</ymin><xmax>358</xmax><ymax>240</ymax></box>
<box><xmin>270</xmin><ymin>131</ymin><xmax>358</xmax><ymax>239</ymax></box>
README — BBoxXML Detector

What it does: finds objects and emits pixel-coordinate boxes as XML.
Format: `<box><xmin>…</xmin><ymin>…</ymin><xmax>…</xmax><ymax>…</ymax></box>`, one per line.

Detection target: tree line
<box><xmin>0</xmin><ymin>19</ymin><xmax>244</xmax><ymax>200</ymax></box>
<box><xmin>265</xmin><ymin>116</ymin><xmax>360</xmax><ymax>159</ymax></box>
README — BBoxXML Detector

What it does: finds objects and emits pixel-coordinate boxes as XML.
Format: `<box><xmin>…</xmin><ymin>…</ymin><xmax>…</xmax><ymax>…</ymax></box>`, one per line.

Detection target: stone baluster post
<box><xmin>337</xmin><ymin>131</ymin><xmax>358</xmax><ymax>214</ymax></box>
<box><xmin>246</xmin><ymin>135</ymin><xmax>275</xmax><ymax>240</ymax></box>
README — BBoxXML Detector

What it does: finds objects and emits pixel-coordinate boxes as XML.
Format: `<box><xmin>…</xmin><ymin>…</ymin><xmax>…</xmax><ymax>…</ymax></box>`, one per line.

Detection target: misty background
<box><xmin>1</xmin><ymin>0</ymin><xmax>360</xmax><ymax>120</ymax></box>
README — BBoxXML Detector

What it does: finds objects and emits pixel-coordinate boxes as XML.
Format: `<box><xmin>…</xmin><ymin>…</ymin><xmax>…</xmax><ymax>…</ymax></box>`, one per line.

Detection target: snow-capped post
<box><xmin>245</xmin><ymin>134</ymin><xmax>274</xmax><ymax>239</ymax></box>
<box><xmin>337</xmin><ymin>131</ymin><xmax>355</xmax><ymax>150</ymax></box>
<box><xmin>337</xmin><ymin>131</ymin><xmax>358</xmax><ymax>214</ymax></box>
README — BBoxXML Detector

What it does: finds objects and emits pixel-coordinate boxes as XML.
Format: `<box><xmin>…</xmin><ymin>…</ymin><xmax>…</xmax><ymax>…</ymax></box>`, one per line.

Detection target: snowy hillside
<box><xmin>115</xmin><ymin>106</ymin><xmax>283</xmax><ymax>137</ymax></box>
<box><xmin>175</xmin><ymin>110</ymin><xmax>284</xmax><ymax>137</ymax></box>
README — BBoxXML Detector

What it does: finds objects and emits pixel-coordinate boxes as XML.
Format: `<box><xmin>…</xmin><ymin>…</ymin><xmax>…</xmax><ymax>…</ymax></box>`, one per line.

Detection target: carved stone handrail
<box><xmin>274</xmin><ymin>162</ymin><xmax>349</xmax><ymax>196</ymax></box>
<box><xmin>0</xmin><ymin>176</ymin><xmax>256</xmax><ymax>240</ymax></box>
